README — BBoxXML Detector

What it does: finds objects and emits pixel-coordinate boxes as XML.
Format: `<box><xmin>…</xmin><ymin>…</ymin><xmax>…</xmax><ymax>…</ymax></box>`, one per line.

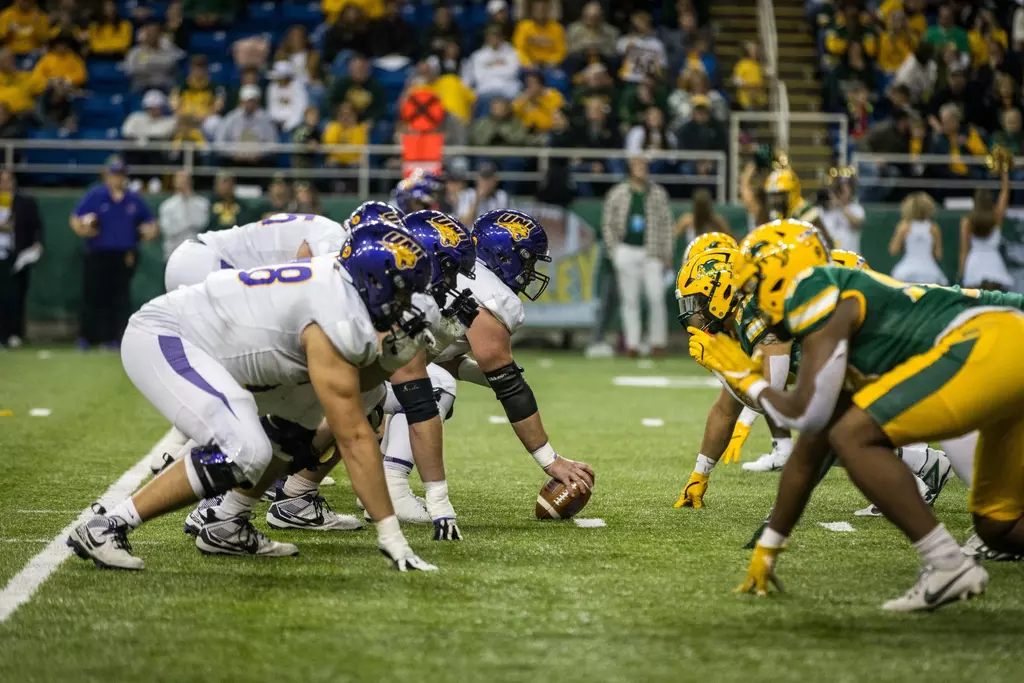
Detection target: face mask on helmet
<box><xmin>509</xmin><ymin>245</ymin><xmax>551</xmax><ymax>300</ymax></box>
<box><xmin>766</xmin><ymin>191</ymin><xmax>789</xmax><ymax>217</ymax></box>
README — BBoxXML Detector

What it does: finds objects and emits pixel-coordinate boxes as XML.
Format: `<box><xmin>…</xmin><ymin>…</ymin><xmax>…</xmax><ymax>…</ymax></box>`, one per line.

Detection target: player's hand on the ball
<box><xmin>545</xmin><ymin>456</ymin><xmax>594</xmax><ymax>496</ymax></box>
<box><xmin>734</xmin><ymin>542</ymin><xmax>785</xmax><ymax>596</ymax></box>
<box><xmin>673</xmin><ymin>471</ymin><xmax>709</xmax><ymax>508</ymax></box>
<box><xmin>722</xmin><ymin>422</ymin><xmax>751</xmax><ymax>464</ymax></box>
<box><xmin>432</xmin><ymin>518</ymin><xmax>462</xmax><ymax>541</ymax></box>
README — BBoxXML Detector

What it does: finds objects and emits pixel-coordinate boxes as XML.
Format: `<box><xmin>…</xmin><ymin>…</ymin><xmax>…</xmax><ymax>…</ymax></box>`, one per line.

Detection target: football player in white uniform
<box><xmin>67</xmin><ymin>222</ymin><xmax>440</xmax><ymax>572</ymax></box>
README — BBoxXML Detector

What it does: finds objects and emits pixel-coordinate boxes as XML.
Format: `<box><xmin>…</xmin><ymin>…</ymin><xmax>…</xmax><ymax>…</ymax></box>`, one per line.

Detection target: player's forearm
<box><xmin>767</xmin><ymin>430</ymin><xmax>832</xmax><ymax>539</ymax></box>
<box><xmin>335</xmin><ymin>423</ymin><xmax>394</xmax><ymax>522</ymax></box>
<box><xmin>753</xmin><ymin>341</ymin><xmax>847</xmax><ymax>433</ymax></box>
<box><xmin>510</xmin><ymin>412</ymin><xmax>550</xmax><ymax>454</ymax></box>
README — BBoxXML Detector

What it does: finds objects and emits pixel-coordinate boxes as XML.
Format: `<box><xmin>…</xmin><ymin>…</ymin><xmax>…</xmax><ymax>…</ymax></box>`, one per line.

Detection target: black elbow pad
<box><xmin>485</xmin><ymin>362</ymin><xmax>538</xmax><ymax>423</ymax></box>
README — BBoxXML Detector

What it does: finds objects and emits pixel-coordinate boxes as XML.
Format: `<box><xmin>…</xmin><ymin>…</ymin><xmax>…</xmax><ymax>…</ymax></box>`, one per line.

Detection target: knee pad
<box><xmin>485</xmin><ymin>362</ymin><xmax>537</xmax><ymax>423</ymax></box>
<box><xmin>394</xmin><ymin>378</ymin><xmax>440</xmax><ymax>425</ymax></box>
<box><xmin>185</xmin><ymin>444</ymin><xmax>252</xmax><ymax>498</ymax></box>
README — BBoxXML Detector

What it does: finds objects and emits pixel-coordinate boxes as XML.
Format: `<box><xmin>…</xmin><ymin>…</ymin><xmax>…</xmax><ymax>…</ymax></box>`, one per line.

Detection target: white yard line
<box><xmin>0</xmin><ymin>456</ymin><xmax>151</xmax><ymax>624</ymax></box>
<box><xmin>14</xmin><ymin>509</ymin><xmax>80</xmax><ymax>514</ymax></box>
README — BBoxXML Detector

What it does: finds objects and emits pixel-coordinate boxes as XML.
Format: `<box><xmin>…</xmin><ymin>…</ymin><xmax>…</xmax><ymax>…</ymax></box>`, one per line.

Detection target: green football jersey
<box><xmin>782</xmin><ymin>266</ymin><xmax>1024</xmax><ymax>385</ymax></box>
<box><xmin>734</xmin><ymin>295</ymin><xmax>803</xmax><ymax>375</ymax></box>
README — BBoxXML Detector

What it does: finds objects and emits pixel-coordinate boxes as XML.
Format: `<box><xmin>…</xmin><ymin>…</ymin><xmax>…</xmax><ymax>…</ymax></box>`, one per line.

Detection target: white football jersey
<box><xmin>432</xmin><ymin>260</ymin><xmax>525</xmax><ymax>363</ymax></box>
<box><xmin>197</xmin><ymin>213</ymin><xmax>350</xmax><ymax>269</ymax></box>
<box><xmin>138</xmin><ymin>254</ymin><xmax>379</xmax><ymax>388</ymax></box>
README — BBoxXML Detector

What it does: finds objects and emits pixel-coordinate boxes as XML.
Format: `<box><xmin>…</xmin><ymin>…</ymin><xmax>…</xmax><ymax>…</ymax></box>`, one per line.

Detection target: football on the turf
<box><xmin>535</xmin><ymin>478</ymin><xmax>592</xmax><ymax>519</ymax></box>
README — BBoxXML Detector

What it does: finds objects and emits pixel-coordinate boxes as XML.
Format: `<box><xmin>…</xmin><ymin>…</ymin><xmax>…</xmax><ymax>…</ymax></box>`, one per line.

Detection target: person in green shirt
<box><xmin>691</xmin><ymin>235</ymin><xmax>1024</xmax><ymax>612</ymax></box>
<box><xmin>207</xmin><ymin>171</ymin><xmax>257</xmax><ymax>231</ymax></box>
<box><xmin>924</xmin><ymin>4</ymin><xmax>970</xmax><ymax>56</ymax></box>
<box><xmin>321</xmin><ymin>54</ymin><xmax>386</xmax><ymax>126</ymax></box>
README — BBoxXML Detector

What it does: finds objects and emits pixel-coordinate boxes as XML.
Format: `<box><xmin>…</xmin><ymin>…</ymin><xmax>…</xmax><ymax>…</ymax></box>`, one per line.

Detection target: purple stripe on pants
<box><xmin>157</xmin><ymin>335</ymin><xmax>237</xmax><ymax>418</ymax></box>
<box><xmin>220</xmin><ymin>260</ymin><xmax>233</xmax><ymax>269</ymax></box>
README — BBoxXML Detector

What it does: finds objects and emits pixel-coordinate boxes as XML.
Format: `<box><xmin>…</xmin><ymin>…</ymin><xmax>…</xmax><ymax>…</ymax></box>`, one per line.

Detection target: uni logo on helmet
<box><xmin>493</xmin><ymin>211</ymin><xmax>535</xmax><ymax>241</ymax></box>
<box><xmin>340</xmin><ymin>243</ymin><xmax>352</xmax><ymax>259</ymax></box>
<box><xmin>427</xmin><ymin>215</ymin><xmax>465</xmax><ymax>247</ymax></box>
<box><xmin>379</xmin><ymin>230</ymin><xmax>423</xmax><ymax>270</ymax></box>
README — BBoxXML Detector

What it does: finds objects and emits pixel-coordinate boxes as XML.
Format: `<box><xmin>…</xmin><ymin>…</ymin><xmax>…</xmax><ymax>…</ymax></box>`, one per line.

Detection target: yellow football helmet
<box><xmin>740</xmin><ymin>242</ymin><xmax>830</xmax><ymax>326</ymax></box>
<box><xmin>675</xmin><ymin>247</ymin><xmax>738</xmax><ymax>333</ymax></box>
<box><xmin>764</xmin><ymin>167</ymin><xmax>802</xmax><ymax>218</ymax></box>
<box><xmin>682</xmin><ymin>231</ymin><xmax>739</xmax><ymax>263</ymax></box>
<box><xmin>830</xmin><ymin>249</ymin><xmax>868</xmax><ymax>270</ymax></box>
<box><xmin>738</xmin><ymin>219</ymin><xmax>829</xmax><ymax>262</ymax></box>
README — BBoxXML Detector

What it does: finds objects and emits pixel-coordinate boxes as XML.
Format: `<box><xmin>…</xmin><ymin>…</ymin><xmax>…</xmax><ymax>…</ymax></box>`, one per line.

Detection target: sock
<box><xmin>940</xmin><ymin>432</ymin><xmax>977</xmax><ymax>487</ymax></box>
<box><xmin>282</xmin><ymin>474</ymin><xmax>319</xmax><ymax>499</ymax></box>
<box><xmin>772</xmin><ymin>438</ymin><xmax>793</xmax><ymax>457</ymax></box>
<box><xmin>107</xmin><ymin>498</ymin><xmax>143</xmax><ymax>529</ymax></box>
<box><xmin>382</xmin><ymin>412</ymin><xmax>415</xmax><ymax>476</ymax></box>
<box><xmin>913</xmin><ymin>524</ymin><xmax>965</xmax><ymax>570</ymax></box>
<box><xmin>694</xmin><ymin>453</ymin><xmax>716</xmax><ymax>475</ymax></box>
<box><xmin>215</xmin><ymin>490</ymin><xmax>259</xmax><ymax>518</ymax></box>
<box><xmin>897</xmin><ymin>444</ymin><xmax>930</xmax><ymax>476</ymax></box>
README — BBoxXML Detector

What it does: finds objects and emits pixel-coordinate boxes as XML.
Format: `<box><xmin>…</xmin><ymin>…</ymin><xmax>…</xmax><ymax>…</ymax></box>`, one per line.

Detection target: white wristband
<box><xmin>695</xmin><ymin>454</ymin><xmax>717</xmax><ymax>475</ymax></box>
<box><xmin>746</xmin><ymin>378</ymin><xmax>769</xmax><ymax>404</ymax></box>
<box><xmin>531</xmin><ymin>442</ymin><xmax>558</xmax><ymax>469</ymax></box>
<box><xmin>738</xmin><ymin>406</ymin><xmax>759</xmax><ymax>427</ymax></box>
<box><xmin>759</xmin><ymin>527</ymin><xmax>788</xmax><ymax>549</ymax></box>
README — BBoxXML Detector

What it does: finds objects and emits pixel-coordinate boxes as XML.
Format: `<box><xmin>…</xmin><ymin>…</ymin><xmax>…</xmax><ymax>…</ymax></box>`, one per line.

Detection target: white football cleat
<box><xmin>193</xmin><ymin>508</ymin><xmax>299</xmax><ymax>557</ymax></box>
<box><xmin>266</xmin><ymin>490</ymin><xmax>363</xmax><ymax>531</ymax></box>
<box><xmin>742</xmin><ymin>441</ymin><xmax>790</xmax><ymax>472</ymax></box>
<box><xmin>321</xmin><ymin>475</ymin><xmax>337</xmax><ymax>487</ymax></box>
<box><xmin>962</xmin><ymin>533</ymin><xmax>1024</xmax><ymax>562</ymax></box>
<box><xmin>67</xmin><ymin>513</ymin><xmax>144</xmax><ymax>571</ymax></box>
<box><xmin>917</xmin><ymin>448</ymin><xmax>952</xmax><ymax>505</ymax></box>
<box><xmin>184</xmin><ymin>495</ymin><xmax>222</xmax><ymax>536</ymax></box>
<box><xmin>881</xmin><ymin>559</ymin><xmax>988</xmax><ymax>612</ymax></box>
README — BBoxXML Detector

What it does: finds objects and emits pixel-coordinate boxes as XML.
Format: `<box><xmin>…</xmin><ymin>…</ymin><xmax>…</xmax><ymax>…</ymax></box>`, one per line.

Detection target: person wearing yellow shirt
<box><xmin>0</xmin><ymin>48</ymin><xmax>34</xmax><ymax>114</ymax></box>
<box><xmin>878</xmin><ymin>11</ymin><xmax>918</xmax><ymax>74</ymax></box>
<box><xmin>878</xmin><ymin>0</ymin><xmax>927</xmax><ymax>38</ymax></box>
<box><xmin>87</xmin><ymin>0</ymin><xmax>131</xmax><ymax>60</ymax></box>
<box><xmin>30</xmin><ymin>33</ymin><xmax>86</xmax><ymax>92</ymax></box>
<box><xmin>0</xmin><ymin>0</ymin><xmax>49</xmax><ymax>55</ymax></box>
<box><xmin>512</xmin><ymin>70</ymin><xmax>565</xmax><ymax>133</ymax></box>
<box><xmin>968</xmin><ymin>10</ymin><xmax>1008</xmax><ymax>70</ymax></box>
<box><xmin>931</xmin><ymin>102</ymin><xmax>987</xmax><ymax>177</ymax></box>
<box><xmin>513</xmin><ymin>0</ymin><xmax>566</xmax><ymax>68</ymax></box>
<box><xmin>171</xmin><ymin>56</ymin><xmax>226</xmax><ymax>140</ymax></box>
<box><xmin>732</xmin><ymin>41</ymin><xmax>766</xmax><ymax>110</ymax></box>
<box><xmin>825</xmin><ymin>4</ymin><xmax>877</xmax><ymax>59</ymax></box>
<box><xmin>322</xmin><ymin>0</ymin><xmax>383</xmax><ymax>25</ymax></box>
<box><xmin>323</xmin><ymin>102</ymin><xmax>369</xmax><ymax>167</ymax></box>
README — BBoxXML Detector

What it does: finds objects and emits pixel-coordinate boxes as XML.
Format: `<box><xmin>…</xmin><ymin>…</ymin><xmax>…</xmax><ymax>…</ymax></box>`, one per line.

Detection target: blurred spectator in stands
<box><xmin>323</xmin><ymin>101</ymin><xmax>368</xmax><ymax>180</ymax></box>
<box><xmin>424</xmin><ymin>54</ymin><xmax>476</xmax><ymax>145</ymax></box>
<box><xmin>266</xmin><ymin>61</ymin><xmax>308</xmax><ymax>135</ymax></box>
<box><xmin>732</xmin><ymin>41</ymin><xmax>766</xmax><ymax>111</ymax></box>
<box><xmin>292</xmin><ymin>182</ymin><xmax>322</xmax><ymax>214</ymax></box>
<box><xmin>48</xmin><ymin>0</ymin><xmax>84</xmax><ymax>51</ymax></box>
<box><xmin>678</xmin><ymin>96</ymin><xmax>725</xmax><ymax>179</ymax></box>
<box><xmin>215</xmin><ymin>84</ymin><xmax>278</xmax><ymax>173</ymax></box>
<box><xmin>424</xmin><ymin>6</ymin><xmax>461</xmax><ymax>61</ymax></box>
<box><xmin>878</xmin><ymin>10</ymin><xmax>917</xmax><ymax>75</ymax></box>
<box><xmin>827</xmin><ymin>39</ymin><xmax>876</xmax><ymax>112</ymax></box>
<box><xmin>846</xmin><ymin>81</ymin><xmax>873</xmax><ymax>143</ymax></box>
<box><xmin>968</xmin><ymin>8</ymin><xmax>1007</xmax><ymax>70</ymax></box>
<box><xmin>124</xmin><ymin>19</ymin><xmax>184</xmax><ymax>93</ymax></box>
<box><xmin>433</xmin><ymin>39</ymin><xmax>463</xmax><ymax>76</ymax></box>
<box><xmin>208</xmin><ymin>170</ymin><xmax>248</xmax><ymax>230</ymax></box>
<box><xmin>513</xmin><ymin>0</ymin><xmax>566</xmax><ymax>69</ymax></box>
<box><xmin>821</xmin><ymin>174</ymin><xmax>865</xmax><ymax>253</ymax></box>
<box><xmin>323</xmin><ymin>6</ymin><xmax>373</xmax><ymax>65</ymax></box>
<box><xmin>0</xmin><ymin>48</ymin><xmax>33</xmax><ymax>116</ymax></box>
<box><xmin>183</xmin><ymin>0</ymin><xmax>238</xmax><ymax>30</ymax></box>
<box><xmin>231</xmin><ymin>33</ymin><xmax>271</xmax><ymax>72</ymax></box>
<box><xmin>740</xmin><ymin>160</ymin><xmax>769</xmax><ymax>227</ymax></box>
<box><xmin>991</xmin><ymin>108</ymin><xmax>1024</xmax><ymax>157</ymax></box>
<box><xmin>668</xmin><ymin>68</ymin><xmax>725</xmax><ymax>130</ymax></box>
<box><xmin>661</xmin><ymin>8</ymin><xmax>699</xmax><ymax>74</ymax></box>
<box><xmin>487</xmin><ymin>1</ymin><xmax>515</xmax><ymax>42</ymax></box>
<box><xmin>930</xmin><ymin>102</ymin><xmax>987</xmax><ymax>181</ymax></box>
<box><xmin>625</xmin><ymin>106</ymin><xmax>676</xmax><ymax>170</ymax></box>
<box><xmin>257</xmin><ymin>175</ymin><xmax>292</xmax><ymax>218</ymax></box>
<box><xmin>682</xmin><ymin>32</ymin><xmax>717</xmax><ymax>86</ymax></box>
<box><xmin>975</xmin><ymin>39</ymin><xmax>1021</xmax><ymax>96</ymax></box>
<box><xmin>619</xmin><ymin>74</ymin><xmax>668</xmax><ymax>128</ymax></box>
<box><xmin>276</xmin><ymin>25</ymin><xmax>321</xmax><ymax>85</ymax></box>
<box><xmin>862</xmin><ymin>107</ymin><xmax>911</xmax><ymax>203</ymax></box>
<box><xmin>616</xmin><ymin>10</ymin><xmax>666</xmax><ymax>86</ymax></box>
<box><xmin>0</xmin><ymin>170</ymin><xmax>41</xmax><ymax>348</ymax></box>
<box><xmin>924</xmin><ymin>3</ymin><xmax>969</xmax><ymax>63</ymax></box>
<box><xmin>168</xmin><ymin>114</ymin><xmax>206</xmax><ymax>165</ymax></box>
<box><xmin>324</xmin><ymin>0</ymin><xmax>383</xmax><ymax>26</ymax></box>
<box><xmin>892</xmin><ymin>42</ymin><xmax>936</xmax><ymax>105</ymax></box>
<box><xmin>601</xmin><ymin>155</ymin><xmax>673</xmax><ymax>357</ymax></box>
<box><xmin>568</xmin><ymin>99</ymin><xmax>622</xmax><ymax>195</ymax></box>
<box><xmin>224</xmin><ymin>66</ymin><xmax>261</xmax><ymax>112</ymax></box>
<box><xmin>465</xmin><ymin>24</ymin><xmax>521</xmax><ymax>102</ymax></box>
<box><xmin>122</xmin><ymin>90</ymin><xmax>176</xmax><ymax>177</ymax></box>
<box><xmin>159</xmin><ymin>170</ymin><xmax>209</xmax><ymax>266</ymax></box>
<box><xmin>290</xmin><ymin>106</ymin><xmax>321</xmax><ymax>173</ymax></box>
<box><xmin>929</xmin><ymin>63</ymin><xmax>978</xmax><ymax>130</ymax></box>
<box><xmin>826</xmin><ymin>2</ymin><xmax>877</xmax><ymax>62</ymax></box>
<box><xmin>0</xmin><ymin>0</ymin><xmax>49</xmax><ymax>56</ymax></box>
<box><xmin>323</xmin><ymin>54</ymin><xmax>385</xmax><ymax>127</ymax></box>
<box><xmin>86</xmin><ymin>0</ymin><xmax>130</xmax><ymax>60</ymax></box>
<box><xmin>456</xmin><ymin>162</ymin><xmax>510</xmax><ymax>226</ymax></box>
<box><xmin>513</xmin><ymin>70</ymin><xmax>565</xmax><ymax>133</ymax></box>
<box><xmin>979</xmin><ymin>72</ymin><xmax>1019</xmax><ymax>136</ymax></box>
<box><xmin>31</xmin><ymin>32</ymin><xmax>85</xmax><ymax>130</ymax></box>
<box><xmin>538</xmin><ymin>109</ymin><xmax>576</xmax><ymax>203</ymax></box>
<box><xmin>890</xmin><ymin>192</ymin><xmax>945</xmax><ymax>284</ymax></box>
<box><xmin>370</xmin><ymin>0</ymin><xmax>416</xmax><ymax>61</ymax></box>
<box><xmin>570</xmin><ymin>61</ymin><xmax>614</xmax><ymax>112</ymax></box>
<box><xmin>0</xmin><ymin>101</ymin><xmax>25</xmax><ymax>139</ymax></box>
<box><xmin>1013</xmin><ymin>1</ymin><xmax>1024</xmax><ymax>54</ymax></box>
<box><xmin>470</xmin><ymin>96</ymin><xmax>535</xmax><ymax>149</ymax></box>
<box><xmin>674</xmin><ymin>188</ymin><xmax>731</xmax><ymax>244</ymax></box>
<box><xmin>70</xmin><ymin>156</ymin><xmax>157</xmax><ymax>350</ymax></box>
<box><xmin>878</xmin><ymin>0</ymin><xmax>927</xmax><ymax>39</ymax></box>
<box><xmin>164</xmin><ymin>1</ymin><xmax>188</xmax><ymax>50</ymax></box>
<box><xmin>566</xmin><ymin>2</ymin><xmax>619</xmax><ymax>63</ymax></box>
<box><xmin>171</xmin><ymin>55</ymin><xmax>225</xmax><ymax>140</ymax></box>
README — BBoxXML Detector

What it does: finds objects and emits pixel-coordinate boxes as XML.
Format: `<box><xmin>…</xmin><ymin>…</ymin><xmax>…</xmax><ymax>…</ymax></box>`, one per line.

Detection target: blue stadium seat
<box><xmin>190</xmin><ymin>31</ymin><xmax>232</xmax><ymax>59</ymax></box>
<box><xmin>373</xmin><ymin>65</ymin><xmax>411</xmax><ymax>91</ymax></box>
<box><xmin>78</xmin><ymin>94</ymin><xmax>127</xmax><ymax>130</ymax></box>
<box><xmin>247</xmin><ymin>1</ymin><xmax>280</xmax><ymax>28</ymax></box>
<box><xmin>282</xmin><ymin>2</ymin><xmax>323</xmax><ymax>27</ymax></box>
<box><xmin>208</xmin><ymin>61</ymin><xmax>239</xmax><ymax>86</ymax></box>
<box><xmin>547</xmin><ymin>70</ymin><xmax>570</xmax><ymax>97</ymax></box>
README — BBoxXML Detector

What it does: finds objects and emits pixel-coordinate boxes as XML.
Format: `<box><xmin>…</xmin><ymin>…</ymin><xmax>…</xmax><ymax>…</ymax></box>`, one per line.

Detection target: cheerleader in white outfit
<box><xmin>960</xmin><ymin>167</ymin><xmax>1014</xmax><ymax>290</ymax></box>
<box><xmin>890</xmin><ymin>192</ymin><xmax>948</xmax><ymax>284</ymax></box>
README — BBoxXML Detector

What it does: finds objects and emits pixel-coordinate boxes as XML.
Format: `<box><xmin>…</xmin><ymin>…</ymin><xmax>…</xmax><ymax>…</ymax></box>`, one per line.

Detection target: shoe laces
<box><xmin>310</xmin><ymin>493</ymin><xmax>334</xmax><ymax>519</ymax></box>
<box><xmin>106</xmin><ymin>518</ymin><xmax>133</xmax><ymax>554</ymax></box>
<box><xmin>231</xmin><ymin>512</ymin><xmax>269</xmax><ymax>547</ymax></box>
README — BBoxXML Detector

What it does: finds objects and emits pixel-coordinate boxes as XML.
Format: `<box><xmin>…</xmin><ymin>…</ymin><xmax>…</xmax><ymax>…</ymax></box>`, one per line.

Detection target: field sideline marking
<box><xmin>0</xmin><ymin>456</ymin><xmax>151</xmax><ymax>624</ymax></box>
<box><xmin>613</xmin><ymin>376</ymin><xmax>720</xmax><ymax>389</ymax></box>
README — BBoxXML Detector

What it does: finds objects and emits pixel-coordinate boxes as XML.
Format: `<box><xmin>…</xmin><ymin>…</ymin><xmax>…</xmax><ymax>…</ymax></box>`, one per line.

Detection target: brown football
<box><xmin>535</xmin><ymin>478</ymin><xmax>592</xmax><ymax>520</ymax></box>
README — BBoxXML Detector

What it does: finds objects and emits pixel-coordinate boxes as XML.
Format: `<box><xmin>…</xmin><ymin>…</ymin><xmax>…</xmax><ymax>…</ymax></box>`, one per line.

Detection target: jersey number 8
<box><xmin>238</xmin><ymin>265</ymin><xmax>313</xmax><ymax>287</ymax></box>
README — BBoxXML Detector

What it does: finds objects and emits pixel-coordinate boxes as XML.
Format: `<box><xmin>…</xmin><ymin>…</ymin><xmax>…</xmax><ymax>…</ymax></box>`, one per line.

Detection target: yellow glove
<box><xmin>722</xmin><ymin>422</ymin><xmax>751</xmax><ymax>464</ymax></box>
<box><xmin>687</xmin><ymin>327</ymin><xmax>765</xmax><ymax>399</ymax></box>
<box><xmin>673</xmin><ymin>471</ymin><xmax>709</xmax><ymax>508</ymax></box>
<box><xmin>734</xmin><ymin>542</ymin><xmax>786</xmax><ymax>596</ymax></box>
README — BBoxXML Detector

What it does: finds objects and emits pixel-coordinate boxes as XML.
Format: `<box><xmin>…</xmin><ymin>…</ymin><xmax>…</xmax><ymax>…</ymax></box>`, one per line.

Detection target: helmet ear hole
<box><xmin>723</xmin><ymin>285</ymin><xmax>732</xmax><ymax>300</ymax></box>
<box><xmin>770</xmin><ymin>279</ymin><xmax>784</xmax><ymax>293</ymax></box>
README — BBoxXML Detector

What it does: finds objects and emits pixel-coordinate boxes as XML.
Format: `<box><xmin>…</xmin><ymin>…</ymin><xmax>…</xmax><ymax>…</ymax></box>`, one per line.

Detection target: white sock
<box><xmin>108</xmin><ymin>498</ymin><xmax>142</xmax><ymax>529</ymax></box>
<box><xmin>738</xmin><ymin>407</ymin><xmax>759</xmax><ymax>428</ymax></box>
<box><xmin>215</xmin><ymin>490</ymin><xmax>259</xmax><ymax>518</ymax></box>
<box><xmin>772</xmin><ymin>438</ymin><xmax>793</xmax><ymax>457</ymax></box>
<box><xmin>940</xmin><ymin>432</ymin><xmax>977</xmax><ymax>487</ymax></box>
<box><xmin>382</xmin><ymin>412</ymin><xmax>415</xmax><ymax>477</ymax></box>
<box><xmin>424</xmin><ymin>480</ymin><xmax>454</xmax><ymax>519</ymax></box>
<box><xmin>694</xmin><ymin>453</ymin><xmax>716</xmax><ymax>475</ymax></box>
<box><xmin>898</xmin><ymin>444</ymin><xmax>931</xmax><ymax>476</ymax></box>
<box><xmin>913</xmin><ymin>524</ymin><xmax>965</xmax><ymax>570</ymax></box>
<box><xmin>282</xmin><ymin>474</ymin><xmax>320</xmax><ymax>499</ymax></box>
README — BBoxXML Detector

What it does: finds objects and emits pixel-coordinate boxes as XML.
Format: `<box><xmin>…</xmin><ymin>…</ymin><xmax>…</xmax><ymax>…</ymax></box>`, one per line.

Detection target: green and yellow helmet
<box><xmin>675</xmin><ymin>247</ymin><xmax>739</xmax><ymax>333</ymax></box>
<box><xmin>736</xmin><ymin>241</ymin><xmax>830</xmax><ymax>327</ymax></box>
<box><xmin>764</xmin><ymin>167</ymin><xmax>802</xmax><ymax>219</ymax></box>
<box><xmin>682</xmin><ymin>231</ymin><xmax>739</xmax><ymax>263</ymax></box>
<box><xmin>830</xmin><ymin>249</ymin><xmax>868</xmax><ymax>270</ymax></box>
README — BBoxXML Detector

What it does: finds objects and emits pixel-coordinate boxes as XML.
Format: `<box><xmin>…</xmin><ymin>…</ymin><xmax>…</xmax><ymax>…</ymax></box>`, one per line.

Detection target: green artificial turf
<box><xmin>0</xmin><ymin>348</ymin><xmax>1022</xmax><ymax>683</ymax></box>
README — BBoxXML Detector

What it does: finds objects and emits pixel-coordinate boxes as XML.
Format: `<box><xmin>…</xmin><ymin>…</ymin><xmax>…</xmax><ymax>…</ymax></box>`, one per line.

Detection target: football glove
<box><xmin>722</xmin><ymin>422</ymin><xmax>752</xmax><ymax>464</ymax></box>
<box><xmin>687</xmin><ymin>327</ymin><xmax>765</xmax><ymax>400</ymax></box>
<box><xmin>673</xmin><ymin>471</ymin><xmax>709</xmax><ymax>509</ymax></box>
<box><xmin>433</xmin><ymin>518</ymin><xmax>463</xmax><ymax>541</ymax></box>
<box><xmin>734</xmin><ymin>542</ymin><xmax>786</xmax><ymax>596</ymax></box>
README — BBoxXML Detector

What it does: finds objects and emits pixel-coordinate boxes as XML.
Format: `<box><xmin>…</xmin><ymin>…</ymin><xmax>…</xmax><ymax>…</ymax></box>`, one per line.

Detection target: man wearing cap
<box><xmin>69</xmin><ymin>157</ymin><xmax>158</xmax><ymax>349</ymax></box>
<box><xmin>266</xmin><ymin>60</ymin><xmax>308</xmax><ymax>134</ymax></box>
<box><xmin>455</xmin><ymin>162</ymin><xmax>510</xmax><ymax>226</ymax></box>
<box><xmin>121</xmin><ymin>89</ymin><xmax>176</xmax><ymax>173</ymax></box>
<box><xmin>215</xmin><ymin>84</ymin><xmax>278</xmax><ymax>176</ymax></box>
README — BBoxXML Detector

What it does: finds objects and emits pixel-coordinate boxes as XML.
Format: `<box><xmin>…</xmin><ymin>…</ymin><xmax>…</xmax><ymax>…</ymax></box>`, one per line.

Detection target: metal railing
<box><xmin>853</xmin><ymin>152</ymin><xmax>1024</xmax><ymax>192</ymax></box>
<box><xmin>758</xmin><ymin>0</ymin><xmax>789</xmax><ymax>152</ymax></box>
<box><xmin>3</xmin><ymin>140</ymin><xmax>730</xmax><ymax>201</ymax></box>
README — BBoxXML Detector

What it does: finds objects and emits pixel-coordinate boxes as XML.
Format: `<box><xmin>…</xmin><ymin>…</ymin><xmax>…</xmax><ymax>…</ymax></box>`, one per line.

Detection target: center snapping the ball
<box><xmin>535</xmin><ymin>478</ymin><xmax>592</xmax><ymax>519</ymax></box>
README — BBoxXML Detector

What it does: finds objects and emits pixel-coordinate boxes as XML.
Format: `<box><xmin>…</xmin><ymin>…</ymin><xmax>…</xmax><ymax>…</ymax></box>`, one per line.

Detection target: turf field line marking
<box><xmin>0</xmin><ymin>455</ymin><xmax>151</xmax><ymax>625</ymax></box>
<box><xmin>14</xmin><ymin>509</ymin><xmax>80</xmax><ymax>514</ymax></box>
<box><xmin>612</xmin><ymin>376</ymin><xmax>721</xmax><ymax>389</ymax></box>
